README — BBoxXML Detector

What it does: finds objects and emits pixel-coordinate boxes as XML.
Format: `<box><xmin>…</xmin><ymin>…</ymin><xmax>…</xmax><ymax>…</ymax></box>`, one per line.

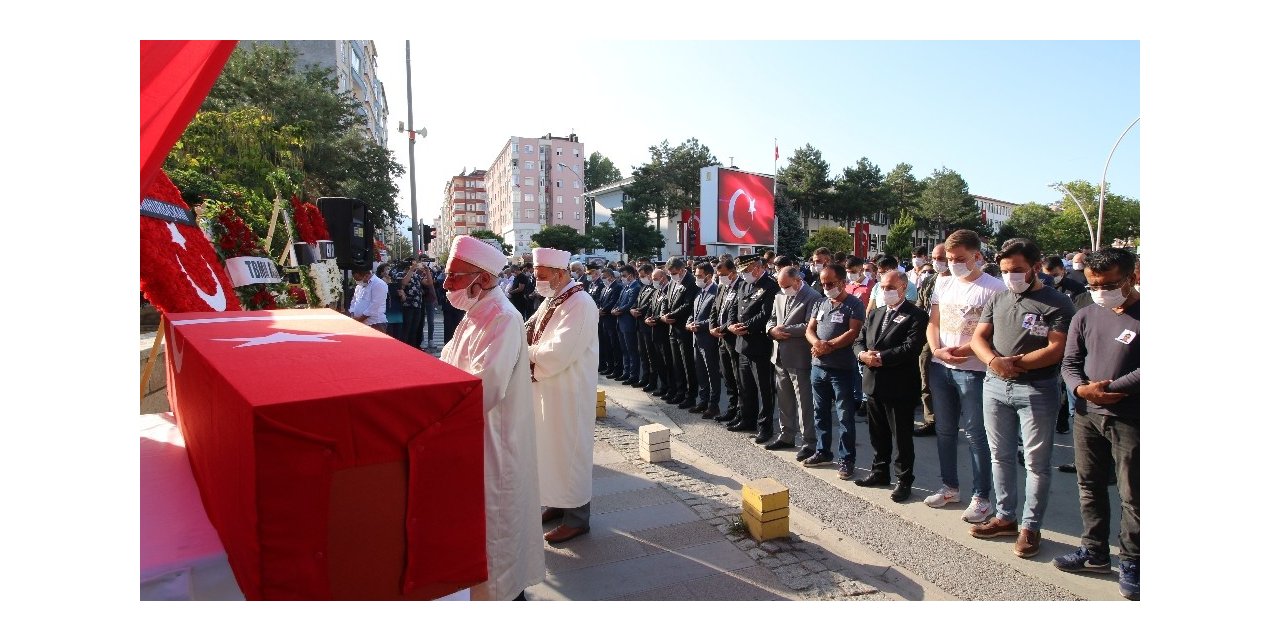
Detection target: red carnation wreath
<box><xmin>290</xmin><ymin>195</ymin><xmax>331</xmax><ymax>245</ymax></box>
<box><xmin>140</xmin><ymin>170</ymin><xmax>242</xmax><ymax>315</ymax></box>
<box><xmin>205</xmin><ymin>204</ymin><xmax>296</xmax><ymax>311</ymax></box>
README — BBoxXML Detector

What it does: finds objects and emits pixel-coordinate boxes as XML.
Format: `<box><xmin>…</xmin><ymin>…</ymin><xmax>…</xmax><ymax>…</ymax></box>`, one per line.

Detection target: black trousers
<box><xmin>637</xmin><ymin>323</ymin><xmax>652</xmax><ymax>382</ymax></box>
<box><xmin>443</xmin><ymin>307</ymin><xmax>463</xmax><ymax>344</ymax></box>
<box><xmin>867</xmin><ymin>395</ymin><xmax>917</xmax><ymax>483</ymax></box>
<box><xmin>670</xmin><ymin>329</ymin><xmax>696</xmax><ymax>399</ymax></box>
<box><xmin>1075</xmin><ymin>411</ymin><xmax>1139</xmax><ymax>563</ymax></box>
<box><xmin>718</xmin><ymin>338</ymin><xmax>741</xmax><ymax>413</ymax></box>
<box><xmin>607</xmin><ymin>322</ymin><xmax>624</xmax><ymax>371</ymax></box>
<box><xmin>402</xmin><ymin>306</ymin><xmax>423</xmax><ymax>348</ymax></box>
<box><xmin>737</xmin><ymin>352</ymin><xmax>775</xmax><ymax>435</ymax></box>
<box><xmin>651</xmin><ymin>325</ymin><xmax>671</xmax><ymax>392</ymax></box>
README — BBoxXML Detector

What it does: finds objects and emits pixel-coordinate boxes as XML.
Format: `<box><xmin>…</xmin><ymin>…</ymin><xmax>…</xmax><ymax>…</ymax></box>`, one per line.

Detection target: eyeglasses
<box><xmin>1085</xmin><ymin>279</ymin><xmax>1128</xmax><ymax>292</ymax></box>
<box><xmin>444</xmin><ymin>271</ymin><xmax>481</xmax><ymax>282</ymax></box>
<box><xmin>820</xmin><ymin>281</ymin><xmax>842</xmax><ymax>290</ymax></box>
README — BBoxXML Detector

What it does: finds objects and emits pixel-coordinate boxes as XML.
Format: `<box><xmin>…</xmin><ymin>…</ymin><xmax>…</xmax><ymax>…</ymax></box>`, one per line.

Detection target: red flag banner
<box><xmin>854</xmin><ymin>222</ymin><xmax>870</xmax><ymax>258</ymax></box>
<box><xmin>141</xmin><ymin>40</ymin><xmax>237</xmax><ymax>197</ymax></box>
<box><xmin>716</xmin><ymin>169</ymin><xmax>775</xmax><ymax>246</ymax></box>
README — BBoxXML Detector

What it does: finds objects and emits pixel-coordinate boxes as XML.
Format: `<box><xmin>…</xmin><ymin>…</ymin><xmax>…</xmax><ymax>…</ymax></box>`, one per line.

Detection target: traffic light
<box><xmin>423</xmin><ymin>224</ymin><xmax>437</xmax><ymax>244</ymax></box>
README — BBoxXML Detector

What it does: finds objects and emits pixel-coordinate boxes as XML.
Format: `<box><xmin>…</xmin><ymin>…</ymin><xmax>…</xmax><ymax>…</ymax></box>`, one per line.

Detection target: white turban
<box><xmin>532</xmin><ymin>248</ymin><xmax>571</xmax><ymax>270</ymax></box>
<box><xmin>448</xmin><ymin>235</ymin><xmax>507</xmax><ymax>276</ymax></box>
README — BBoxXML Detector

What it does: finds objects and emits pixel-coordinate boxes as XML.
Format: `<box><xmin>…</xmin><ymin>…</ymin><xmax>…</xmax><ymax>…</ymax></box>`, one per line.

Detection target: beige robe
<box><xmin>528</xmin><ymin>283</ymin><xmax>599</xmax><ymax>507</ymax></box>
<box><xmin>440</xmin><ymin>287</ymin><xmax>545</xmax><ymax>600</ymax></box>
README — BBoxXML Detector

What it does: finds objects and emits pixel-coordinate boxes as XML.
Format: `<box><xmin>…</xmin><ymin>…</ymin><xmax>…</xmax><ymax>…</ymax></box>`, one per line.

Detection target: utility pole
<box><xmin>405</xmin><ymin>40</ymin><xmax>420</xmax><ymax>255</ymax></box>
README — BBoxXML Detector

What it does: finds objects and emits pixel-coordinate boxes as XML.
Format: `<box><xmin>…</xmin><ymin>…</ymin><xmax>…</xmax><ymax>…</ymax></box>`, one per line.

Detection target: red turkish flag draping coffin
<box><xmin>163</xmin><ymin>308</ymin><xmax>486</xmax><ymax>600</ymax></box>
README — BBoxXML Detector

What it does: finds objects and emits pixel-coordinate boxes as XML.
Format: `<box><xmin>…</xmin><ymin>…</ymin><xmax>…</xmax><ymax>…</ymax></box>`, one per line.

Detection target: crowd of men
<box><xmin>572</xmin><ymin>232</ymin><xmax>1139</xmax><ymax>601</ymax></box>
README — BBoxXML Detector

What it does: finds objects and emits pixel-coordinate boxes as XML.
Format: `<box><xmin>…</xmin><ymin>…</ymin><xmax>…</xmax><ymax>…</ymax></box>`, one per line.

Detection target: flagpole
<box><xmin>772</xmin><ymin>138</ymin><xmax>778</xmax><ymax>253</ymax></box>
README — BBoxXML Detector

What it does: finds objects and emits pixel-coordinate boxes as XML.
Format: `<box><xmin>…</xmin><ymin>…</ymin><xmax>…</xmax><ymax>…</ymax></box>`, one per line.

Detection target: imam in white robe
<box><xmin>528</xmin><ymin>282</ymin><xmax>599</xmax><ymax>508</ymax></box>
<box><xmin>440</xmin><ymin>287</ymin><xmax>545</xmax><ymax>601</ymax></box>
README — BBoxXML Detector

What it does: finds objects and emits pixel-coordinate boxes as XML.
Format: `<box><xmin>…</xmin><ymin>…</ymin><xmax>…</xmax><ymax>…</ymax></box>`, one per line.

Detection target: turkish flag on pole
<box><xmin>774</xmin><ymin>139</ymin><xmax>779</xmax><ymax>161</ymax></box>
<box><xmin>717</xmin><ymin>169</ymin><xmax>776</xmax><ymax>246</ymax></box>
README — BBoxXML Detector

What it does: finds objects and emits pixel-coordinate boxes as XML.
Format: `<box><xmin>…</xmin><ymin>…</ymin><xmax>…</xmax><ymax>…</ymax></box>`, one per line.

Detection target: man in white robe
<box><xmin>439</xmin><ymin>235</ymin><xmax>545</xmax><ymax>601</ymax></box>
<box><xmin>527</xmin><ymin>247</ymin><xmax>599</xmax><ymax>544</ymax></box>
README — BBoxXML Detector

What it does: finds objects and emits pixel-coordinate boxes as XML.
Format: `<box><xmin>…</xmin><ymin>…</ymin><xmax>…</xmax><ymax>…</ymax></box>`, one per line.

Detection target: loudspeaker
<box><xmin>317</xmin><ymin>197</ymin><xmax>374</xmax><ymax>270</ymax></box>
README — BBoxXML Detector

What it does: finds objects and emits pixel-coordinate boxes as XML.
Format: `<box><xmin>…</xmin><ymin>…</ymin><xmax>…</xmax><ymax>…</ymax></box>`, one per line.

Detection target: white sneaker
<box><xmin>962</xmin><ymin>497</ymin><xmax>992</xmax><ymax>523</ymax></box>
<box><xmin>924</xmin><ymin>485</ymin><xmax>960</xmax><ymax>508</ymax></box>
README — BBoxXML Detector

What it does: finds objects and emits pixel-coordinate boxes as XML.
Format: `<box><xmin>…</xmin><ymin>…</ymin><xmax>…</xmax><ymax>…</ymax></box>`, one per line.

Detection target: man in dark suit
<box><xmin>588</xmin><ymin>264</ymin><xmax>608</xmax><ymax>373</ymax></box>
<box><xmin>613</xmin><ymin>265</ymin><xmax>643</xmax><ymax>385</ymax></box>
<box><xmin>687</xmin><ymin>261</ymin><xmax>721</xmax><ymax>418</ymax></box>
<box><xmin>644</xmin><ymin>268</ymin><xmax>672</xmax><ymax>397</ymax></box>
<box><xmin>766</xmin><ymin>265</ymin><xmax>823</xmax><ymax>456</ymax></box>
<box><xmin>662</xmin><ymin>258</ymin><xmax>699</xmax><ymax>407</ymax></box>
<box><xmin>599</xmin><ymin>269</ymin><xmax>624</xmax><ymax>378</ymax></box>
<box><xmin>709</xmin><ymin>258</ymin><xmax>743</xmax><ymax>424</ymax></box>
<box><xmin>853</xmin><ymin>270</ymin><xmax>930</xmax><ymax>502</ymax></box>
<box><xmin>728</xmin><ymin>254</ymin><xmax>781</xmax><ymax>444</ymax></box>
<box><xmin>632</xmin><ymin>265</ymin><xmax>659</xmax><ymax>388</ymax></box>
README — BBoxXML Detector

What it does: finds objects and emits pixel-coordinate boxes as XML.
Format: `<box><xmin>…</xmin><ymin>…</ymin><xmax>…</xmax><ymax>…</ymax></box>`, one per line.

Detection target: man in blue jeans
<box><xmin>803</xmin><ymin>263</ymin><xmax>866</xmax><ymax>480</ymax></box>
<box><xmin>924</xmin><ymin>230</ymin><xmax>1006</xmax><ymax>523</ymax></box>
<box><xmin>968</xmin><ymin>238</ymin><xmax>1075</xmax><ymax>558</ymax></box>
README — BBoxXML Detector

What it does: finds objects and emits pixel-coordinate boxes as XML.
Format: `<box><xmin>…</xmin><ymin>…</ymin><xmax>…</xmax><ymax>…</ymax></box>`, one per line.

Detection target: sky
<box><xmin>376</xmin><ymin>40</ymin><xmax>1139</xmax><ymax>235</ymax></box>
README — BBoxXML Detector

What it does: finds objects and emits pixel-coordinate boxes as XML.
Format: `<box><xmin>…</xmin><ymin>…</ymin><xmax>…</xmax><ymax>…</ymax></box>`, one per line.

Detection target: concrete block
<box><xmin>645</xmin><ymin>442</ymin><xmax>671</xmax><ymax>455</ymax></box>
<box><xmin>638</xmin><ymin>423</ymin><xmax>670</xmax><ymax>445</ymax></box>
<box><xmin>743</xmin><ymin>512</ymin><xmax>789</xmax><ymax>542</ymax></box>
<box><xmin>640</xmin><ymin>448</ymin><xmax>672</xmax><ymax>463</ymax></box>
<box><xmin>596</xmin><ymin>406</ymin><xmax>607</xmax><ymax>419</ymax></box>
<box><xmin>596</xmin><ymin>390</ymin><xmax>606</xmax><ymax>403</ymax></box>
<box><xmin>742</xmin><ymin>478</ymin><xmax>788</xmax><ymax>514</ymax></box>
<box><xmin>742</xmin><ymin>500</ymin><xmax>789</xmax><ymax>523</ymax></box>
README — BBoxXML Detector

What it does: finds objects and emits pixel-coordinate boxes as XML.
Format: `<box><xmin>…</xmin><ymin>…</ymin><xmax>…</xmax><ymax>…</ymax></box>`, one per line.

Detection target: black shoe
<box><xmin>1057</xmin><ymin>463</ymin><xmax>1077</xmax><ymax>473</ymax></box>
<box><xmin>713</xmin><ymin>411</ymin><xmax>738</xmax><ymax>423</ymax></box>
<box><xmin>763</xmin><ymin>438</ymin><xmax>796</xmax><ymax>451</ymax></box>
<box><xmin>802</xmin><ymin>452</ymin><xmax>835</xmax><ymax>467</ymax></box>
<box><xmin>642</xmin><ymin>383</ymin><xmax>657</xmax><ymax>392</ymax></box>
<box><xmin>700</xmin><ymin>408</ymin><xmax>719</xmax><ymax>419</ymax></box>
<box><xmin>1055</xmin><ymin>422</ymin><xmax>1070</xmax><ymax>434</ymax></box>
<box><xmin>891</xmin><ymin>481</ymin><xmax>913</xmax><ymax>503</ymax></box>
<box><xmin>627</xmin><ymin>379</ymin><xmax>644</xmax><ymax>387</ymax></box>
<box><xmin>795</xmin><ymin>447</ymin><xmax>816</xmax><ymax>462</ymax></box>
<box><xmin>663</xmin><ymin>394</ymin><xmax>681</xmax><ymax>404</ymax></box>
<box><xmin>752</xmin><ymin>433</ymin><xmax>774</xmax><ymax>445</ymax></box>
<box><xmin>726</xmin><ymin>422</ymin><xmax>752</xmax><ymax>432</ymax></box>
<box><xmin>679</xmin><ymin>399</ymin><xmax>698</xmax><ymax>410</ymax></box>
<box><xmin>854</xmin><ymin>474</ymin><xmax>892</xmax><ymax>487</ymax></box>
<box><xmin>913</xmin><ymin>424</ymin><xmax>936</xmax><ymax>437</ymax></box>
<box><xmin>691</xmin><ymin>403</ymin><xmax>708</xmax><ymax>413</ymax></box>
<box><xmin>856</xmin><ymin>401</ymin><xmax>867</xmax><ymax>417</ymax></box>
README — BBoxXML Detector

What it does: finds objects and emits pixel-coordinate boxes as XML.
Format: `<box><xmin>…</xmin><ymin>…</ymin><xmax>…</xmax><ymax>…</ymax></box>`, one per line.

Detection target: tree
<box><xmin>584</xmin><ymin>151</ymin><xmax>623</xmax><ymax>191</ymax></box>
<box><xmin>775</xmin><ymin>144</ymin><xmax>833</xmax><ymax>228</ymax></box>
<box><xmin>831</xmin><ymin>157</ymin><xmax>886</xmax><ymax>228</ymax></box>
<box><xmin>775</xmin><ymin>192</ymin><xmax>807</xmax><ymax>259</ymax></box>
<box><xmin>589</xmin><ymin>209</ymin><xmax>665</xmax><ymax>259</ymax></box>
<box><xmin>998</xmin><ymin>202</ymin><xmax>1056</xmax><ymax>247</ymax></box>
<box><xmin>168</xmin><ymin>43</ymin><xmax>405</xmax><ymax>236</ymax></box>
<box><xmin>469</xmin><ymin>229</ymin><xmax>513</xmax><ymax>255</ymax></box>
<box><xmin>885</xmin><ymin>211</ymin><xmax>918</xmax><ymax>262</ymax></box>
<box><xmin>803</xmin><ymin>225</ymin><xmax>853</xmax><ymax>258</ymax></box>
<box><xmin>882</xmin><ymin>163</ymin><xmax>924</xmax><ymax>229</ymax></box>
<box><xmin>531</xmin><ymin>225</ymin><xmax>594</xmax><ymax>253</ymax></box>
<box><xmin>919</xmin><ymin>167</ymin><xmax>986</xmax><ymax>238</ymax></box>
<box><xmin>623</xmin><ymin>138</ymin><xmax>718</xmax><ymax>226</ymax></box>
<box><xmin>1048</xmin><ymin>180</ymin><xmax>1141</xmax><ymax>253</ymax></box>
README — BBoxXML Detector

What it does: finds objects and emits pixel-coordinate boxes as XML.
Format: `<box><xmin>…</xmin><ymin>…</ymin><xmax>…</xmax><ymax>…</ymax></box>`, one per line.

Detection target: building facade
<box><xmin>240</xmin><ymin>40</ymin><xmax>390</xmax><ymax>147</ymax></box>
<box><xmin>430</xmin><ymin>169</ymin><xmax>488</xmax><ymax>259</ymax></box>
<box><xmin>974</xmin><ymin>195</ymin><xmax>1016</xmax><ymax>234</ymax></box>
<box><xmin>485</xmin><ymin>134</ymin><xmax>586</xmax><ymax>258</ymax></box>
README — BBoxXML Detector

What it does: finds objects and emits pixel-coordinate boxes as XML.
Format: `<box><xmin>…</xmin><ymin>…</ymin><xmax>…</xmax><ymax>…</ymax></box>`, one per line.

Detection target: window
<box><xmin>573</xmin><ymin>196</ymin><xmax>580</xmax><ymax>205</ymax></box>
<box><xmin>525</xmin><ymin>161</ymin><xmax>534</xmax><ymax>170</ymax></box>
<box><xmin>555</xmin><ymin>180</ymin><xmax>562</xmax><ymax>188</ymax></box>
<box><xmin>556</xmin><ymin>164</ymin><xmax>562</xmax><ymax>173</ymax></box>
<box><xmin>574</xmin><ymin>212</ymin><xmax>581</xmax><ymax>220</ymax></box>
<box><xmin>524</xmin><ymin>194</ymin><xmax>534</xmax><ymax>202</ymax></box>
<box><xmin>525</xmin><ymin>208</ymin><xmax>535</xmax><ymax>220</ymax></box>
<box><xmin>453</xmin><ymin>204</ymin><xmax>464</xmax><ymax>211</ymax></box>
<box><xmin>573</xmin><ymin>164</ymin><xmax>580</xmax><ymax>174</ymax></box>
<box><xmin>573</xmin><ymin>148</ymin><xmax>580</xmax><ymax>157</ymax></box>
<box><xmin>556</xmin><ymin>211</ymin><xmax>563</xmax><ymax>220</ymax></box>
<box><xmin>573</xmin><ymin>180</ymin><xmax>580</xmax><ymax>189</ymax></box>
<box><xmin>556</xmin><ymin>148</ymin><xmax>563</xmax><ymax>156</ymax></box>
<box><xmin>512</xmin><ymin>142</ymin><xmax>518</xmax><ymax>155</ymax></box>
<box><xmin>524</xmin><ymin>144</ymin><xmax>533</xmax><ymax>152</ymax></box>
<box><xmin>524</xmin><ymin>177</ymin><xmax>534</xmax><ymax>186</ymax></box>
<box><xmin>556</xmin><ymin>195</ymin><xmax>563</xmax><ymax>204</ymax></box>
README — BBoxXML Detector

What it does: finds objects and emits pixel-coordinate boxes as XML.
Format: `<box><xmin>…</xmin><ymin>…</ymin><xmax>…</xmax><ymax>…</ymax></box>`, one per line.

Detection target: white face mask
<box><xmin>933</xmin><ymin>259</ymin><xmax>948</xmax><ymax>274</ymax></box>
<box><xmin>446</xmin><ymin>275</ymin><xmax>482</xmax><ymax>311</ymax></box>
<box><xmin>718</xmin><ymin>274</ymin><xmax>733</xmax><ymax>287</ymax></box>
<box><xmin>1003</xmin><ymin>272</ymin><xmax>1032</xmax><ymax>294</ymax></box>
<box><xmin>1053</xmin><ymin>274</ymin><xmax>1064</xmax><ymax>285</ymax></box>
<box><xmin>949</xmin><ymin>260</ymin><xmax>972</xmax><ymax>278</ymax></box>
<box><xmin>882</xmin><ymin>288</ymin><xmax>902</xmax><ymax>307</ymax></box>
<box><xmin>694</xmin><ymin>276</ymin><xmax>707</xmax><ymax>289</ymax></box>
<box><xmin>1073</xmin><ymin>262</ymin><xmax>1084</xmax><ymax>271</ymax></box>
<box><xmin>536</xmin><ymin>279</ymin><xmax>555</xmax><ymax>297</ymax></box>
<box><xmin>1091</xmin><ymin>286</ymin><xmax>1128</xmax><ymax>308</ymax></box>
<box><xmin>782</xmin><ymin>285</ymin><xmax>798</xmax><ymax>297</ymax></box>
<box><xmin>741</xmin><ymin>270</ymin><xmax>758</xmax><ymax>284</ymax></box>
<box><xmin>823</xmin><ymin>285</ymin><xmax>841</xmax><ymax>300</ymax></box>
<box><xmin>912</xmin><ymin>257</ymin><xmax>927</xmax><ymax>269</ymax></box>
<box><xmin>640</xmin><ymin>277</ymin><xmax>652</xmax><ymax>287</ymax></box>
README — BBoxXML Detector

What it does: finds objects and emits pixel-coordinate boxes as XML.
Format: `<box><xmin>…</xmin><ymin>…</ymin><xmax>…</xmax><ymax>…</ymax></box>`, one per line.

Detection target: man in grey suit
<box><xmin>765</xmin><ymin>265</ymin><xmax>823</xmax><ymax>457</ymax></box>
<box><xmin>687</xmin><ymin>261</ymin><xmax>721</xmax><ymax>418</ymax></box>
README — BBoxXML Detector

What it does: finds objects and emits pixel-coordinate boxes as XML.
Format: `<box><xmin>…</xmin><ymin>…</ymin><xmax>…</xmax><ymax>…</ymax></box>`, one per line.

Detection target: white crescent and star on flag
<box><xmin>212</xmin><ymin>331</ymin><xmax>345</xmax><ymax>348</ymax></box>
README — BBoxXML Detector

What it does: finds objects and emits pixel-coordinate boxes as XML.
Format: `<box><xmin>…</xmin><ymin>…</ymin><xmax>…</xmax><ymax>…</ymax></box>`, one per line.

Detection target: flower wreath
<box><xmin>204</xmin><ymin>204</ymin><xmax>299</xmax><ymax>311</ymax></box>
<box><xmin>290</xmin><ymin>195</ymin><xmax>331</xmax><ymax>245</ymax></box>
<box><xmin>140</xmin><ymin>170</ymin><xmax>242</xmax><ymax>315</ymax></box>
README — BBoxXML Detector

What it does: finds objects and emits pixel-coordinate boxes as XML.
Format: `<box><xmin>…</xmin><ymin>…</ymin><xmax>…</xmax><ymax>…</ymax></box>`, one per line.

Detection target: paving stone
<box><xmin>840</xmin><ymin>581</ymin><xmax>880</xmax><ymax>597</ymax></box>
<box><xmin>783</xmin><ymin>575</ymin><xmax>814</xmax><ymax>591</ymax></box>
<box><xmin>593</xmin><ymin>486</ymin><xmax>679</xmax><ymax>515</ymax></box>
<box><xmin>538</xmin><ymin>540</ymin><xmax>755</xmax><ymax>601</ymax></box>
<box><xmin>775</xmin><ymin>564</ymin><xmax>809</xmax><ymax>581</ymax></box>
<box><xmin>734</xmin><ymin>538</ymin><xmax>758</xmax><ymax>550</ymax></box>
<box><xmin>801</xmin><ymin>560</ymin><xmax>828</xmax><ymax>573</ymax></box>
<box><xmin>775</xmin><ymin>552</ymin><xmax>799</xmax><ymax>564</ymax></box>
<box><xmin>759</xmin><ymin>557</ymin><xmax>783</xmax><ymax>569</ymax></box>
<box><xmin>627</xmin><ymin>519</ymin><xmax>725</xmax><ymax>552</ymax></box>
<box><xmin>677</xmin><ymin>567</ymin><xmax>789</xmax><ymax>601</ymax></box>
<box><xmin>746</xmin><ymin>547</ymin><xmax>769</xmax><ymax>561</ymax></box>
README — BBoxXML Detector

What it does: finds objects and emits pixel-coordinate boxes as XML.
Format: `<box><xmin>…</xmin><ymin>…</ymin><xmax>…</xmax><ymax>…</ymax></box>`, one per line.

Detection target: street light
<box><xmin>1097</xmin><ymin>117</ymin><xmax>1140</xmax><ymax>251</ymax></box>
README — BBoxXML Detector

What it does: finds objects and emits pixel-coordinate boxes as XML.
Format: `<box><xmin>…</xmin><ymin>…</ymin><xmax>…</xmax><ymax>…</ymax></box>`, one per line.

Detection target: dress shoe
<box><xmin>890</xmin><ymin>482</ymin><xmax>913</xmax><ymax>503</ymax></box>
<box><xmin>541</xmin><ymin>507</ymin><xmax>565</xmax><ymax>523</ymax></box>
<box><xmin>795</xmin><ymin>446</ymin><xmax>816</xmax><ymax>462</ymax></box>
<box><xmin>752</xmin><ymin>433</ymin><xmax>774</xmax><ymax>444</ymax></box>
<box><xmin>713</xmin><ymin>411</ymin><xmax>737</xmax><ymax>423</ymax></box>
<box><xmin>763</xmin><ymin>438</ymin><xmax>796</xmax><ymax>451</ymax></box>
<box><xmin>630</xmin><ymin>380</ymin><xmax>646</xmax><ymax>388</ymax></box>
<box><xmin>854</xmin><ymin>474</ymin><xmax>892</xmax><ymax>487</ymax></box>
<box><xmin>855</xmin><ymin>401</ymin><xmax>867</xmax><ymax>417</ymax></box>
<box><xmin>679</xmin><ymin>399</ymin><xmax>698</xmax><ymax>410</ymax></box>
<box><xmin>664</xmin><ymin>394</ymin><xmax>682</xmax><ymax>404</ymax></box>
<box><xmin>700</xmin><ymin>408</ymin><xmax>719</xmax><ymax>420</ymax></box>
<box><xmin>544</xmin><ymin>524</ymin><xmax>590</xmax><ymax>544</ymax></box>
<box><xmin>726</xmin><ymin>422</ymin><xmax>752</xmax><ymax>432</ymax></box>
<box><xmin>642</xmin><ymin>384</ymin><xmax>657</xmax><ymax>393</ymax></box>
<box><xmin>913</xmin><ymin>423</ymin><xmax>937</xmax><ymax>437</ymax></box>
<box><xmin>691</xmin><ymin>403</ymin><xmax>708</xmax><ymax>414</ymax></box>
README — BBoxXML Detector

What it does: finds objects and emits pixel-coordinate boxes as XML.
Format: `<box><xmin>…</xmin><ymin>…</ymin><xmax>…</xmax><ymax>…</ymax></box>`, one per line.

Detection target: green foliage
<box><xmin>831</xmin><ymin>157</ymin><xmax>886</xmax><ymax>228</ymax></box>
<box><xmin>1000</xmin><ymin>183</ymin><xmax>1140</xmax><ymax>255</ymax></box>
<box><xmin>776</xmin><ymin>144</ymin><xmax>833</xmax><ymax>225</ymax></box>
<box><xmin>469</xmin><ymin>229</ymin><xmax>513</xmax><ymax>255</ymax></box>
<box><xmin>590</xmin><ymin>209</ymin><xmax>665</xmax><ymax>259</ymax></box>
<box><xmin>166</xmin><ymin>43</ymin><xmax>404</xmax><ymax>234</ymax></box>
<box><xmin>584</xmin><ymin>151</ymin><xmax>623</xmax><ymax>191</ymax></box>
<box><xmin>623</xmin><ymin>138</ymin><xmax>718</xmax><ymax>223</ymax></box>
<box><xmin>803</xmin><ymin>225</ymin><xmax>853</xmax><ymax>258</ymax></box>
<box><xmin>919</xmin><ymin>167</ymin><xmax>985</xmax><ymax>237</ymax></box>
<box><xmin>775</xmin><ymin>193</ymin><xmax>807</xmax><ymax>259</ymax></box>
<box><xmin>885</xmin><ymin>211</ymin><xmax>917</xmax><ymax>262</ymax></box>
<box><xmin>999</xmin><ymin>202</ymin><xmax>1056</xmax><ymax>247</ymax></box>
<box><xmin>882</xmin><ymin>163</ymin><xmax>924</xmax><ymax>228</ymax></box>
<box><xmin>531</xmin><ymin>225</ymin><xmax>594</xmax><ymax>253</ymax></box>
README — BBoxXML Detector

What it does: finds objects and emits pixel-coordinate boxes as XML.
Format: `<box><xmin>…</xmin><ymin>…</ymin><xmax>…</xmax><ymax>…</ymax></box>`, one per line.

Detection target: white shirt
<box><xmin>348</xmin><ymin>275</ymin><xmax>387</xmax><ymax>325</ymax></box>
<box><xmin>931</xmin><ymin>272</ymin><xmax>1006</xmax><ymax>372</ymax></box>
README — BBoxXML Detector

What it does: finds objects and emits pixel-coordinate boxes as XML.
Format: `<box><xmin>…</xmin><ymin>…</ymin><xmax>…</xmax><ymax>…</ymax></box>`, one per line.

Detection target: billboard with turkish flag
<box><xmin>699</xmin><ymin>166</ymin><xmax>775</xmax><ymax>246</ymax></box>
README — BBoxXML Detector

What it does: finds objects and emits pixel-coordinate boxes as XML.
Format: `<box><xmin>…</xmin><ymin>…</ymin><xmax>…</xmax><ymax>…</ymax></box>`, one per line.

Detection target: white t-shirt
<box><xmin>931</xmin><ymin>272</ymin><xmax>1005</xmax><ymax>372</ymax></box>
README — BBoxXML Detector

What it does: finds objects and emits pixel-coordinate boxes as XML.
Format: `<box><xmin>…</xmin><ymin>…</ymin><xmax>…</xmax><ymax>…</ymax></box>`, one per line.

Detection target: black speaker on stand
<box><xmin>317</xmin><ymin>197</ymin><xmax>374</xmax><ymax>271</ymax></box>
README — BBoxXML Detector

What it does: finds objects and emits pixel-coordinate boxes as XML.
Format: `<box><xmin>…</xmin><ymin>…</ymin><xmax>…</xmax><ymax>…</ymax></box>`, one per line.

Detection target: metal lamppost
<box><xmin>401</xmin><ymin>41</ymin><xmax>428</xmax><ymax>255</ymax></box>
<box><xmin>1097</xmin><ymin>117</ymin><xmax>1140</xmax><ymax>250</ymax></box>
<box><xmin>1049</xmin><ymin>182</ymin><xmax>1097</xmax><ymax>250</ymax></box>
